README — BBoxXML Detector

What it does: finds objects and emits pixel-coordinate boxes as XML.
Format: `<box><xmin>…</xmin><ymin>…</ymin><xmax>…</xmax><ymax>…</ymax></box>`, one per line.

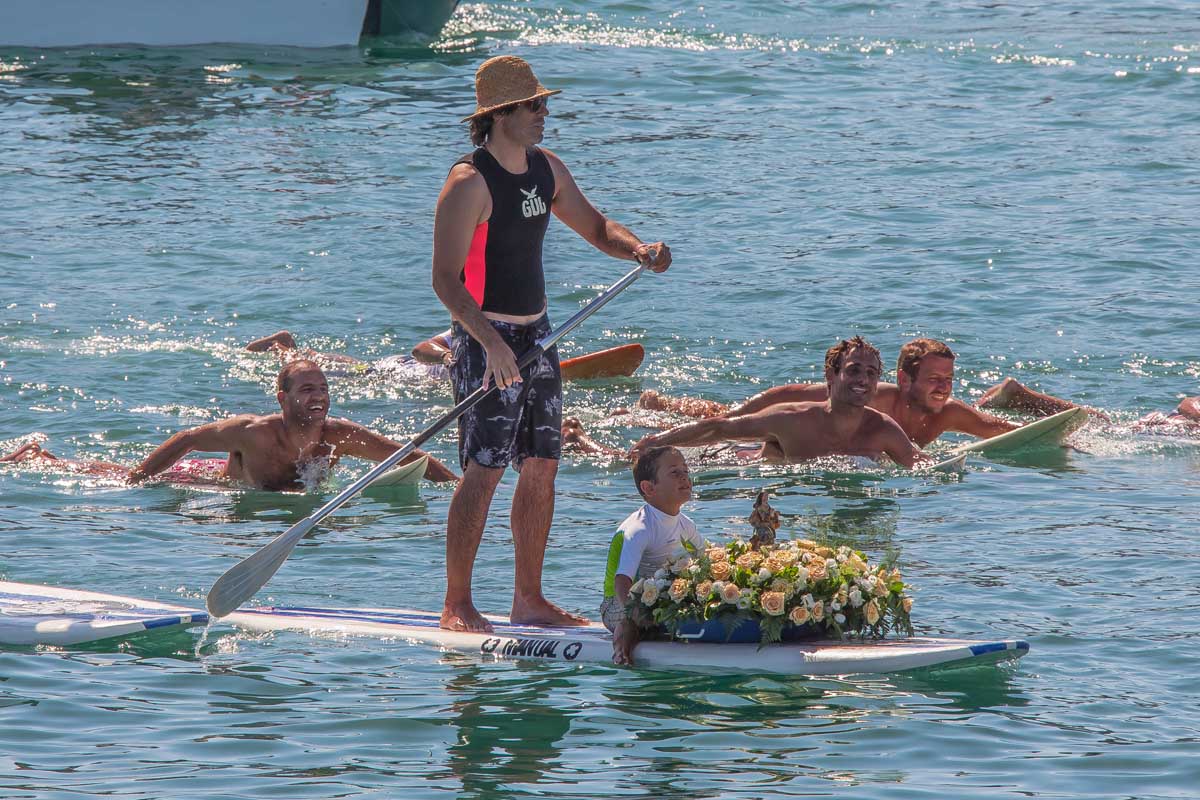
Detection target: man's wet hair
<box><xmin>824</xmin><ymin>335</ymin><xmax>882</xmax><ymax>377</ymax></box>
<box><xmin>632</xmin><ymin>446</ymin><xmax>681</xmax><ymax>498</ymax></box>
<box><xmin>277</xmin><ymin>359</ymin><xmax>322</xmax><ymax>393</ymax></box>
<box><xmin>897</xmin><ymin>338</ymin><xmax>956</xmax><ymax>381</ymax></box>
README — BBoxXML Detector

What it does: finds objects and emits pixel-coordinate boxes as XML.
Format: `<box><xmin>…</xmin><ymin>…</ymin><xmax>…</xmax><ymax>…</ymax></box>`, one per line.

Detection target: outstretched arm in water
<box><xmin>727</xmin><ymin>384</ymin><xmax>827</xmax><ymax>418</ymax></box>
<box><xmin>632</xmin><ymin>408</ymin><xmax>783</xmax><ymax>456</ymax></box>
<box><xmin>325</xmin><ymin>419</ymin><xmax>459</xmax><ymax>483</ymax></box>
<box><xmin>128</xmin><ymin>417</ymin><xmax>253</xmax><ymax>484</ymax></box>
<box><xmin>940</xmin><ymin>400</ymin><xmax>1019</xmax><ymax>439</ymax></box>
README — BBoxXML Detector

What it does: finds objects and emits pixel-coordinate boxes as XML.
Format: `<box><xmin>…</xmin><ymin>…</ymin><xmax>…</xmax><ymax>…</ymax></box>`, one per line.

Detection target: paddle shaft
<box><xmin>206</xmin><ymin>261</ymin><xmax>648</xmax><ymax>616</ymax></box>
<box><xmin>305</xmin><ymin>261</ymin><xmax>647</xmax><ymax>524</ymax></box>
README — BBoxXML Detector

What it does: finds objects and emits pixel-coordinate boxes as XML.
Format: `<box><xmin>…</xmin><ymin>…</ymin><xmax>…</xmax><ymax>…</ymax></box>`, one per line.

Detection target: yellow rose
<box><xmin>720</xmin><ymin>582</ymin><xmax>742</xmax><ymax>605</ymax></box>
<box><xmin>811</xmin><ymin>601</ymin><xmax>825</xmax><ymax>621</ymax></box>
<box><xmin>815</xmin><ymin>546</ymin><xmax>835</xmax><ymax>558</ymax></box>
<box><xmin>807</xmin><ymin>559</ymin><xmax>827</xmax><ymax>581</ymax></box>
<box><xmin>761</xmin><ymin>591</ymin><xmax>786</xmax><ymax>616</ymax></box>
<box><xmin>765</xmin><ymin>555</ymin><xmax>788</xmax><ymax>574</ymax></box>
<box><xmin>796</xmin><ymin>539</ymin><xmax>818</xmax><ymax>550</ymax></box>
<box><xmin>865</xmin><ymin>600</ymin><xmax>881</xmax><ymax>625</ymax></box>
<box><xmin>669</xmin><ymin>578</ymin><xmax>690</xmax><ymax>603</ymax></box>
<box><xmin>902</xmin><ymin>596</ymin><xmax>914</xmax><ymax>613</ymax></box>
<box><xmin>873</xmin><ymin>577</ymin><xmax>890</xmax><ymax>598</ymax></box>
<box><xmin>835</xmin><ymin>588</ymin><xmax>848</xmax><ymax>607</ymax></box>
<box><xmin>776</xmin><ymin>549</ymin><xmax>798</xmax><ymax>567</ymax></box>
<box><xmin>641</xmin><ymin>583</ymin><xmax>659</xmax><ymax>605</ymax></box>
<box><xmin>769</xmin><ymin>578</ymin><xmax>791</xmax><ymax>595</ymax></box>
<box><xmin>847</xmin><ymin>554</ymin><xmax>867</xmax><ymax>573</ymax></box>
<box><xmin>705</xmin><ymin>547</ymin><xmax>728</xmax><ymax>563</ymax></box>
<box><xmin>735</xmin><ymin>551</ymin><xmax>763</xmax><ymax>570</ymax></box>
<box><xmin>788</xmin><ymin>605</ymin><xmax>810</xmax><ymax>625</ymax></box>
<box><xmin>710</xmin><ymin>560</ymin><xmax>732</xmax><ymax>581</ymax></box>
<box><xmin>695</xmin><ymin>580</ymin><xmax>714</xmax><ymax>599</ymax></box>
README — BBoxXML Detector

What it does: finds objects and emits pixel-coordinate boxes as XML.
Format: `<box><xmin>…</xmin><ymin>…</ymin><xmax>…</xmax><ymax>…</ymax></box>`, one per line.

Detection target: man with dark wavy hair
<box><xmin>633</xmin><ymin>337</ymin><xmax>930</xmax><ymax>468</ymax></box>
<box><xmin>431</xmin><ymin>56</ymin><xmax>673</xmax><ymax>633</ymax></box>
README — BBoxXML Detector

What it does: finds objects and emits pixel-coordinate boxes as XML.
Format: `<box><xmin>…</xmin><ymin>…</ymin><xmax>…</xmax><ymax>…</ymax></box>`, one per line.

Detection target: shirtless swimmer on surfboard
<box><xmin>3</xmin><ymin>361</ymin><xmax>457</xmax><ymax>490</ymax></box>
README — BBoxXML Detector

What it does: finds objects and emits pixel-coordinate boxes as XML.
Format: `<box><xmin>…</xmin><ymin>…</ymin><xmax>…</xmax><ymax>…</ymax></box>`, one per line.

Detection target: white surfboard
<box><xmin>224</xmin><ymin>604</ymin><xmax>1029</xmax><ymax>675</ymax></box>
<box><xmin>952</xmin><ymin>407</ymin><xmax>1088</xmax><ymax>456</ymax></box>
<box><xmin>0</xmin><ymin>581</ymin><xmax>208</xmax><ymax>646</ymax></box>
<box><xmin>364</xmin><ymin>454</ymin><xmax>428</xmax><ymax>489</ymax></box>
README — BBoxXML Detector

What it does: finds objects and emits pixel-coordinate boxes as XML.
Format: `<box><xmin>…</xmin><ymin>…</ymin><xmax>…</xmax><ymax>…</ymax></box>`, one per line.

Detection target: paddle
<box><xmin>206</xmin><ymin>261</ymin><xmax>650</xmax><ymax>617</ymax></box>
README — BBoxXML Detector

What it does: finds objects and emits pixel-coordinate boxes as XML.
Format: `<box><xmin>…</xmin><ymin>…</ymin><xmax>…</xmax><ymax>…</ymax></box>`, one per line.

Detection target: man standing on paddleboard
<box><xmin>432</xmin><ymin>56</ymin><xmax>671</xmax><ymax>632</ymax></box>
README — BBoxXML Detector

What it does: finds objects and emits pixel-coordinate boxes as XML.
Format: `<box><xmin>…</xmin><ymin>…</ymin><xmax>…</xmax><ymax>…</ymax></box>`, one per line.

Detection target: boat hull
<box><xmin>0</xmin><ymin>0</ymin><xmax>370</xmax><ymax>48</ymax></box>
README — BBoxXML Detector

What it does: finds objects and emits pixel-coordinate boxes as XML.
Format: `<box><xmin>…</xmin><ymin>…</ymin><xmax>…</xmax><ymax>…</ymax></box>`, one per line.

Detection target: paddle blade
<box><xmin>206</xmin><ymin>516</ymin><xmax>317</xmax><ymax>617</ymax></box>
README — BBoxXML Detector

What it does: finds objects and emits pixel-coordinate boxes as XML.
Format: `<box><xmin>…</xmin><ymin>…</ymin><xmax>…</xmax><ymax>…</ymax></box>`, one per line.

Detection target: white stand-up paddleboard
<box><xmin>0</xmin><ymin>582</ymin><xmax>208</xmax><ymax>646</ymax></box>
<box><xmin>224</xmin><ymin>605</ymin><xmax>1029</xmax><ymax>675</ymax></box>
<box><xmin>364</xmin><ymin>454</ymin><xmax>428</xmax><ymax>489</ymax></box>
<box><xmin>953</xmin><ymin>407</ymin><xmax>1088</xmax><ymax>456</ymax></box>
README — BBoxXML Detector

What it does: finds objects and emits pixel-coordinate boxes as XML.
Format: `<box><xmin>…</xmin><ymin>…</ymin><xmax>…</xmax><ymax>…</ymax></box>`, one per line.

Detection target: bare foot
<box><xmin>510</xmin><ymin>596</ymin><xmax>591</xmax><ymax>627</ymax></box>
<box><xmin>440</xmin><ymin>602</ymin><xmax>494</xmax><ymax>633</ymax></box>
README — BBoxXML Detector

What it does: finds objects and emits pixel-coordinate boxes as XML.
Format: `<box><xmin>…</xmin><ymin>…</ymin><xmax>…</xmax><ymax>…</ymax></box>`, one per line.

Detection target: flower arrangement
<box><xmin>628</xmin><ymin>537</ymin><xmax>915</xmax><ymax>644</ymax></box>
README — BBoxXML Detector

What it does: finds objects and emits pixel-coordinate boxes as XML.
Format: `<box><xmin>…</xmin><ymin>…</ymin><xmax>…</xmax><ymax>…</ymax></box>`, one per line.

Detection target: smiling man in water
<box><xmin>126</xmin><ymin>360</ymin><xmax>457</xmax><ymax>489</ymax></box>
<box><xmin>638</xmin><ymin>338</ymin><xmax>1048</xmax><ymax>447</ymax></box>
<box><xmin>3</xmin><ymin>361</ymin><xmax>457</xmax><ymax>490</ymax></box>
<box><xmin>634</xmin><ymin>337</ymin><xmax>931</xmax><ymax>468</ymax></box>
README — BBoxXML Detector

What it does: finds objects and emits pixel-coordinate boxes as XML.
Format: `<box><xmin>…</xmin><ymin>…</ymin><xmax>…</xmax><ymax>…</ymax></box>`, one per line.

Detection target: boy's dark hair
<box><xmin>632</xmin><ymin>446</ymin><xmax>678</xmax><ymax>498</ymax></box>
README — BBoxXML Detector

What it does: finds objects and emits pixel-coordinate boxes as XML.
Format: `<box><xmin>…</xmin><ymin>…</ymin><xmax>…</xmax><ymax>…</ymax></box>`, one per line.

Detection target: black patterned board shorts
<box><xmin>450</xmin><ymin>315</ymin><xmax>562</xmax><ymax>471</ymax></box>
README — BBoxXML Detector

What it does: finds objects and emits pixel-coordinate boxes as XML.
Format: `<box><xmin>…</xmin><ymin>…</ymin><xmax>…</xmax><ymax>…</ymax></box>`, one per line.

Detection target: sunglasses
<box><xmin>521</xmin><ymin>97</ymin><xmax>548</xmax><ymax>113</ymax></box>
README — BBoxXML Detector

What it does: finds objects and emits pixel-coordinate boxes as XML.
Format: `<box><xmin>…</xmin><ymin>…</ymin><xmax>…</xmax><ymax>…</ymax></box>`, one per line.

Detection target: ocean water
<box><xmin>2</xmin><ymin>1</ymin><xmax>1200</xmax><ymax>797</ymax></box>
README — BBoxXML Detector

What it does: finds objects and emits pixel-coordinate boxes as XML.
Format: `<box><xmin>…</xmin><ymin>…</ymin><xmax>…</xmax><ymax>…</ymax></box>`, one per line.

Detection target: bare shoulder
<box><xmin>538</xmin><ymin>146</ymin><xmax>572</xmax><ymax>184</ymax></box>
<box><xmin>321</xmin><ymin>416</ymin><xmax>368</xmax><ymax>441</ymax></box>
<box><xmin>864</xmin><ymin>406</ymin><xmax>906</xmax><ymax>434</ymax></box>
<box><xmin>443</xmin><ymin>161</ymin><xmax>486</xmax><ymax>195</ymax></box>
<box><xmin>220</xmin><ymin>413</ymin><xmax>272</xmax><ymax>431</ymax></box>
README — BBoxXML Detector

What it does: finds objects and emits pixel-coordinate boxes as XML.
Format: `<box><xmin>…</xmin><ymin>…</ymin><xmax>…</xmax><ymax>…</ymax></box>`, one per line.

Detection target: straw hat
<box><xmin>461</xmin><ymin>56</ymin><xmax>561</xmax><ymax>122</ymax></box>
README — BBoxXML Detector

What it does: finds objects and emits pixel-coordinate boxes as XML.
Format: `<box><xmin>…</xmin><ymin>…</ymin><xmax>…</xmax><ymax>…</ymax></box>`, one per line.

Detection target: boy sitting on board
<box><xmin>600</xmin><ymin>445</ymin><xmax>702</xmax><ymax>666</ymax></box>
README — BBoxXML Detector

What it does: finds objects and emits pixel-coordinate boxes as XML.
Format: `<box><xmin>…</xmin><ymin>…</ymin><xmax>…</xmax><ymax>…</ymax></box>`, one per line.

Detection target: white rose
<box><xmin>654</xmin><ymin>568</ymin><xmax>668</xmax><ymax>581</ymax></box>
<box><xmin>757</xmin><ymin>567</ymin><xmax>773</xmax><ymax>583</ymax></box>
<box><xmin>830</xmin><ymin>599</ymin><xmax>842</xmax><ymax>612</ymax></box>
<box><xmin>801</xmin><ymin>593</ymin><xmax>815</xmax><ymax>608</ymax></box>
<box><xmin>834</xmin><ymin>612</ymin><xmax>846</xmax><ymax>625</ymax></box>
<box><xmin>849</xmin><ymin>588</ymin><xmax>864</xmax><ymax>607</ymax></box>
<box><xmin>689</xmin><ymin>564</ymin><xmax>701</xmax><ymax>575</ymax></box>
<box><xmin>826</xmin><ymin>558</ymin><xmax>838</xmax><ymax>571</ymax></box>
<box><xmin>641</xmin><ymin>583</ymin><xmax>659</xmax><ymax>605</ymax></box>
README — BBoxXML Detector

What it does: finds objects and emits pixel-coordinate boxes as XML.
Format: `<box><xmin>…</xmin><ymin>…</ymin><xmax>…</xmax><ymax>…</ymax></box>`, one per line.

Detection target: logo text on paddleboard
<box><xmin>478</xmin><ymin>636</ymin><xmax>579</xmax><ymax>660</ymax></box>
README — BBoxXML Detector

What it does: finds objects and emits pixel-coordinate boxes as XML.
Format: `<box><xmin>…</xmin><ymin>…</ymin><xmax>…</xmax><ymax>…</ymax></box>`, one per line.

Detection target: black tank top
<box><xmin>456</xmin><ymin>146</ymin><xmax>555</xmax><ymax>317</ymax></box>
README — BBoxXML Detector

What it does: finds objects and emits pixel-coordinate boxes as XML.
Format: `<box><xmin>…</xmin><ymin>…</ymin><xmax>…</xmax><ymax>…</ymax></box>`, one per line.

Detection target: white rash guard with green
<box><xmin>603</xmin><ymin>503</ymin><xmax>704</xmax><ymax>598</ymax></box>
